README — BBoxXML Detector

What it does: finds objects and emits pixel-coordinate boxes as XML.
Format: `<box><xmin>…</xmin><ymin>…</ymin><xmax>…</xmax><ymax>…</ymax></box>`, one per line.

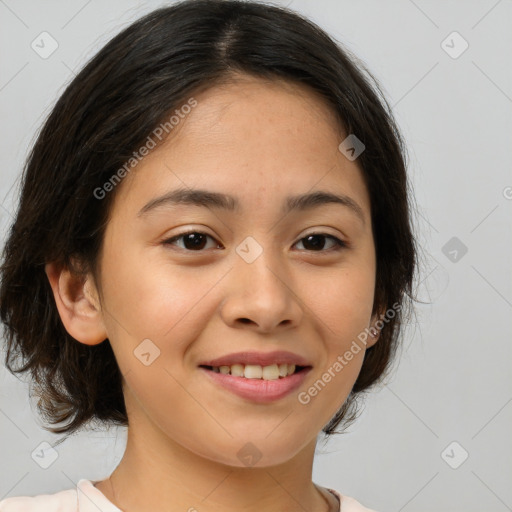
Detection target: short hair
<box><xmin>0</xmin><ymin>0</ymin><xmax>418</xmax><ymax>442</ymax></box>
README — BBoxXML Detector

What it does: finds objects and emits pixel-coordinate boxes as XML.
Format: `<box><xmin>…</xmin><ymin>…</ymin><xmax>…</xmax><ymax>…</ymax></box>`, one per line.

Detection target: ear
<box><xmin>45</xmin><ymin>261</ymin><xmax>107</xmax><ymax>345</ymax></box>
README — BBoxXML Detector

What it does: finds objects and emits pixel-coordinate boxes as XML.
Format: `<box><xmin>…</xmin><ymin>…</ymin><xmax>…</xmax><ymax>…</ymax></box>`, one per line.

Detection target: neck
<box><xmin>96</xmin><ymin>420</ymin><xmax>336</xmax><ymax>512</ymax></box>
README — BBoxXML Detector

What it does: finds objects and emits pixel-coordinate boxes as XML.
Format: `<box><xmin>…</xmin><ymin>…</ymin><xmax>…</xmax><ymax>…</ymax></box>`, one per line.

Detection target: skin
<box><xmin>46</xmin><ymin>75</ymin><xmax>383</xmax><ymax>512</ymax></box>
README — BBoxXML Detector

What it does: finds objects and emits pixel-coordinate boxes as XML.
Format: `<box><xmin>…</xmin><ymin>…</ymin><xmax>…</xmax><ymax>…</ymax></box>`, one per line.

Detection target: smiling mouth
<box><xmin>199</xmin><ymin>363</ymin><xmax>309</xmax><ymax>380</ymax></box>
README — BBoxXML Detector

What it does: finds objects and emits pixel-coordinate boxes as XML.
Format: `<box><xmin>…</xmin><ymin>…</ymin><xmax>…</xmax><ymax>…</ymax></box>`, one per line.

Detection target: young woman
<box><xmin>0</xmin><ymin>1</ymin><xmax>417</xmax><ymax>510</ymax></box>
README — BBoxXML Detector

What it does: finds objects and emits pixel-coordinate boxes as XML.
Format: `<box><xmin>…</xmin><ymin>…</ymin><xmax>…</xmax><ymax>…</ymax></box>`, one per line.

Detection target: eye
<box><xmin>162</xmin><ymin>231</ymin><xmax>346</xmax><ymax>253</ymax></box>
<box><xmin>293</xmin><ymin>233</ymin><xmax>346</xmax><ymax>252</ymax></box>
<box><xmin>163</xmin><ymin>231</ymin><xmax>221</xmax><ymax>251</ymax></box>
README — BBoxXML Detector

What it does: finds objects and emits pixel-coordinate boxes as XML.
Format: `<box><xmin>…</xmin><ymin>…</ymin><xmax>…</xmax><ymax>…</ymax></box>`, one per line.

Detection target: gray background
<box><xmin>1</xmin><ymin>1</ymin><xmax>511</xmax><ymax>511</ymax></box>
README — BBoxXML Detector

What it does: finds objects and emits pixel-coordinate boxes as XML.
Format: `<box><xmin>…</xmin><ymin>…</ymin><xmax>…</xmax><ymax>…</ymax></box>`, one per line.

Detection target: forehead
<box><xmin>170</xmin><ymin>76</ymin><xmax>344</xmax><ymax>157</ymax></box>
<box><xmin>111</xmin><ymin>76</ymin><xmax>371</xmax><ymax>221</ymax></box>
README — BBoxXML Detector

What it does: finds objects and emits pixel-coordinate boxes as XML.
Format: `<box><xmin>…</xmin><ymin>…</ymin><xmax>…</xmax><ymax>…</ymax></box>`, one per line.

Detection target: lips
<box><xmin>198</xmin><ymin>350</ymin><xmax>312</xmax><ymax>368</ymax></box>
<box><xmin>199</xmin><ymin>364</ymin><xmax>312</xmax><ymax>403</ymax></box>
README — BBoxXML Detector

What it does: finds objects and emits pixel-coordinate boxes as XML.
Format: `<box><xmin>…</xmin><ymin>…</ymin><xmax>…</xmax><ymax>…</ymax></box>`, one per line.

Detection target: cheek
<box><xmin>310</xmin><ymin>265</ymin><xmax>376</xmax><ymax>341</ymax></box>
<box><xmin>285</xmin><ymin>265</ymin><xmax>374</xmax><ymax>420</ymax></box>
<box><xmin>99</xmin><ymin>243</ymin><xmax>223</xmax><ymax>360</ymax></box>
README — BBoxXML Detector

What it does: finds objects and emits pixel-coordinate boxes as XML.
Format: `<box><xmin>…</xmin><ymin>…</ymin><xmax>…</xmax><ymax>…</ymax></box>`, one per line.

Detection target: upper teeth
<box><xmin>212</xmin><ymin>363</ymin><xmax>296</xmax><ymax>380</ymax></box>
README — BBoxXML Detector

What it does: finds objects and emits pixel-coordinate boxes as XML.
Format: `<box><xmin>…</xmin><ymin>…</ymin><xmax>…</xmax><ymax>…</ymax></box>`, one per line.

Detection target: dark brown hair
<box><xmin>0</xmin><ymin>0</ymin><xmax>418</xmax><ymax>444</ymax></box>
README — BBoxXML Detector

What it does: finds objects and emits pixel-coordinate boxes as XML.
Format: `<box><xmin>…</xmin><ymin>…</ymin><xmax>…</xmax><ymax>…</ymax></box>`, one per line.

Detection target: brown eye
<box><xmin>294</xmin><ymin>233</ymin><xmax>346</xmax><ymax>252</ymax></box>
<box><xmin>162</xmin><ymin>231</ymin><xmax>346</xmax><ymax>253</ymax></box>
<box><xmin>163</xmin><ymin>231</ymin><xmax>221</xmax><ymax>251</ymax></box>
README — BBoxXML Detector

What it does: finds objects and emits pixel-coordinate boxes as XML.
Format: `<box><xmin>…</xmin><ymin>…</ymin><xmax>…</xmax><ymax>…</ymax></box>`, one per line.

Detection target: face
<box><xmin>91</xmin><ymin>76</ymin><xmax>379</xmax><ymax>467</ymax></box>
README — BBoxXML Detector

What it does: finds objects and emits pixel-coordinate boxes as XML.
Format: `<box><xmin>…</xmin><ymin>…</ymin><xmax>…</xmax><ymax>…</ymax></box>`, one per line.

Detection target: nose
<box><xmin>219</xmin><ymin>244</ymin><xmax>303</xmax><ymax>333</ymax></box>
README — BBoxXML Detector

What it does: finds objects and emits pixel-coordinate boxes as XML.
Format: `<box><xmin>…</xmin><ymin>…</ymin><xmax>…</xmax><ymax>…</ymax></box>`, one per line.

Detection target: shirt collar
<box><xmin>77</xmin><ymin>479</ymin><xmax>122</xmax><ymax>512</ymax></box>
<box><xmin>77</xmin><ymin>479</ymin><xmax>342</xmax><ymax>512</ymax></box>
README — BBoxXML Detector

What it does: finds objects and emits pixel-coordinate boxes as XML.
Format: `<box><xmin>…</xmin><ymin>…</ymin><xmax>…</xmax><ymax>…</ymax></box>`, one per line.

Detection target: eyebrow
<box><xmin>137</xmin><ymin>188</ymin><xmax>365</xmax><ymax>225</ymax></box>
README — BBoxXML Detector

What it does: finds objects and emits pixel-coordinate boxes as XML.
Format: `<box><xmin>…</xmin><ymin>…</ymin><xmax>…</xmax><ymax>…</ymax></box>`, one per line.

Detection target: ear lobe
<box><xmin>366</xmin><ymin>308</ymin><xmax>385</xmax><ymax>348</ymax></box>
<box><xmin>45</xmin><ymin>261</ymin><xmax>107</xmax><ymax>346</ymax></box>
<box><xmin>366</xmin><ymin>328</ymin><xmax>380</xmax><ymax>348</ymax></box>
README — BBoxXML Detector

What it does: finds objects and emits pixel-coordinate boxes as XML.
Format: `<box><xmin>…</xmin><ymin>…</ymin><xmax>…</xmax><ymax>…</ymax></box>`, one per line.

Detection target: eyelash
<box><xmin>162</xmin><ymin>230</ymin><xmax>347</xmax><ymax>253</ymax></box>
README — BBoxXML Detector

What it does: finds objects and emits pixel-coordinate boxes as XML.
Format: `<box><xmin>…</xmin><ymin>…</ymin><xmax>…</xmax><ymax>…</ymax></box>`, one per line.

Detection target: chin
<box><xmin>193</xmin><ymin>434</ymin><xmax>311</xmax><ymax>469</ymax></box>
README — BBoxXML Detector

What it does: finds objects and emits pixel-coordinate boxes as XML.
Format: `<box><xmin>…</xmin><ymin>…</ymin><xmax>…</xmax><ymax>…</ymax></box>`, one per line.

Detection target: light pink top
<box><xmin>0</xmin><ymin>479</ymin><xmax>377</xmax><ymax>511</ymax></box>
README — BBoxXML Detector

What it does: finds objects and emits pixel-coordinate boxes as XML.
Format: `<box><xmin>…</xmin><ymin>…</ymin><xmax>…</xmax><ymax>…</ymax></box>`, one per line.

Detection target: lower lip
<box><xmin>199</xmin><ymin>366</ymin><xmax>311</xmax><ymax>403</ymax></box>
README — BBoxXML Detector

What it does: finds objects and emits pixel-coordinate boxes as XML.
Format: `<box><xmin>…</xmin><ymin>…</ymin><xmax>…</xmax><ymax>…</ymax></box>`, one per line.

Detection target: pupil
<box><xmin>185</xmin><ymin>233</ymin><xmax>206</xmax><ymax>250</ymax></box>
<box><xmin>303</xmin><ymin>234</ymin><xmax>325</xmax><ymax>251</ymax></box>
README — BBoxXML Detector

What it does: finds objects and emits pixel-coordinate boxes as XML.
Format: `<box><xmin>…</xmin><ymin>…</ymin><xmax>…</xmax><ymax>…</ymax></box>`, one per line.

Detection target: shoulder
<box><xmin>0</xmin><ymin>488</ymin><xmax>77</xmax><ymax>511</ymax></box>
<box><xmin>0</xmin><ymin>479</ymin><xmax>120</xmax><ymax>512</ymax></box>
<box><xmin>327</xmin><ymin>488</ymin><xmax>379</xmax><ymax>512</ymax></box>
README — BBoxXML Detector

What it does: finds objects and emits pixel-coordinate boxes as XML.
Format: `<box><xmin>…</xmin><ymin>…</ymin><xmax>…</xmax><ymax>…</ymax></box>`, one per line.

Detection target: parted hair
<box><xmin>0</xmin><ymin>0</ymin><xmax>418</xmax><ymax>443</ymax></box>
